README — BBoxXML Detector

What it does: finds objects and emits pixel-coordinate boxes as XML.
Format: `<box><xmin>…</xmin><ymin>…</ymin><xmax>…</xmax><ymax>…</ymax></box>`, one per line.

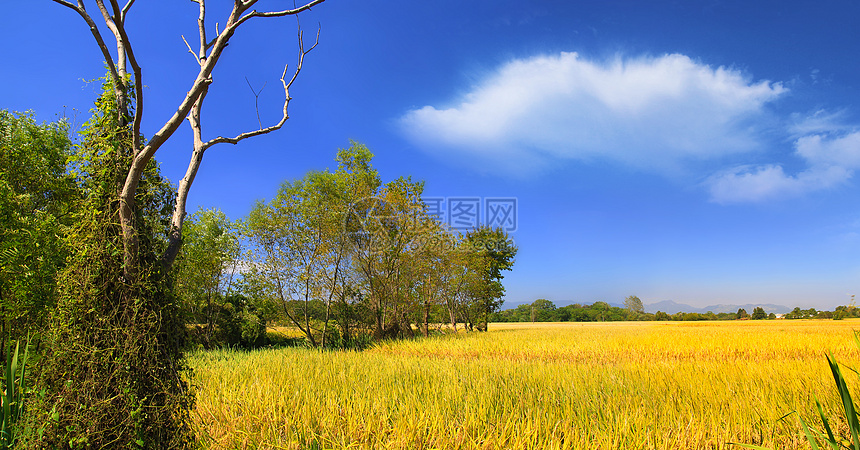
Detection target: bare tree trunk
<box><xmin>275</xmin><ymin>272</ymin><xmax>316</xmax><ymax>347</ymax></box>
<box><xmin>422</xmin><ymin>301</ymin><xmax>430</xmax><ymax>337</ymax></box>
<box><xmin>302</xmin><ymin>279</ymin><xmax>317</xmax><ymax>347</ymax></box>
<box><xmin>320</xmin><ymin>253</ymin><xmax>342</xmax><ymax>349</ymax></box>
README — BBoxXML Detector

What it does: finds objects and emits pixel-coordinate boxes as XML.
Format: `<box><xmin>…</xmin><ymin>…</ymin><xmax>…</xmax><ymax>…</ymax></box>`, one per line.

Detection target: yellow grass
<box><xmin>188</xmin><ymin>320</ymin><xmax>860</xmax><ymax>449</ymax></box>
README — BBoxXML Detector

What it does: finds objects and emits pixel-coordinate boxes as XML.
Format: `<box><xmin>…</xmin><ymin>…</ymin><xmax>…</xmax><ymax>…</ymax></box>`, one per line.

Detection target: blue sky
<box><xmin>2</xmin><ymin>1</ymin><xmax>860</xmax><ymax>309</ymax></box>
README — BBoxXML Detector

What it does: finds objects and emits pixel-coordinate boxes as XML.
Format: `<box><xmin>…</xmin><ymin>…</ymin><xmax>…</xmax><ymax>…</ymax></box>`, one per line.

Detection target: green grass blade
<box><xmin>799</xmin><ymin>415</ymin><xmax>828</xmax><ymax>450</ymax></box>
<box><xmin>826</xmin><ymin>353</ymin><xmax>860</xmax><ymax>450</ymax></box>
<box><xmin>727</xmin><ymin>443</ymin><xmax>774</xmax><ymax>450</ymax></box>
<box><xmin>853</xmin><ymin>330</ymin><xmax>860</xmax><ymax>351</ymax></box>
<box><xmin>814</xmin><ymin>397</ymin><xmax>838</xmax><ymax>445</ymax></box>
<box><xmin>13</xmin><ymin>337</ymin><xmax>29</xmax><ymax>424</ymax></box>
<box><xmin>2</xmin><ymin>342</ymin><xmax>17</xmax><ymax>442</ymax></box>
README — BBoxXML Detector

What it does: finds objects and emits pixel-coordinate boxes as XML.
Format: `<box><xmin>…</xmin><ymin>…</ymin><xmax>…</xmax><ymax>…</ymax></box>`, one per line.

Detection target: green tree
<box><xmin>0</xmin><ymin>110</ymin><xmax>78</xmax><ymax>343</ymax></box>
<box><xmin>244</xmin><ymin>144</ymin><xmax>494</xmax><ymax>342</ymax></box>
<box><xmin>461</xmin><ymin>227</ymin><xmax>518</xmax><ymax>331</ymax></box>
<box><xmin>530</xmin><ymin>299</ymin><xmax>558</xmax><ymax>322</ymax></box>
<box><xmin>785</xmin><ymin>307</ymin><xmax>802</xmax><ymax>319</ymax></box>
<box><xmin>751</xmin><ymin>306</ymin><xmax>767</xmax><ymax>320</ymax></box>
<box><xmin>245</xmin><ymin>143</ymin><xmax>393</xmax><ymax>346</ymax></box>
<box><xmin>736</xmin><ymin>308</ymin><xmax>749</xmax><ymax>320</ymax></box>
<box><xmin>246</xmin><ymin>173</ymin><xmax>336</xmax><ymax>346</ymax></box>
<box><xmin>174</xmin><ymin>209</ymin><xmax>246</xmax><ymax>347</ymax></box>
<box><xmin>624</xmin><ymin>295</ymin><xmax>645</xmax><ymax>317</ymax></box>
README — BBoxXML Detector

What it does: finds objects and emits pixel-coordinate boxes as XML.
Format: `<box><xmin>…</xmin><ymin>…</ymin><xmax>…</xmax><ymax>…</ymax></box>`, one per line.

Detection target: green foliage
<box><xmin>0</xmin><ymin>110</ymin><xmax>78</xmax><ymax>341</ymax></box>
<box><xmin>529</xmin><ymin>299</ymin><xmax>557</xmax><ymax>322</ymax></box>
<box><xmin>624</xmin><ymin>295</ymin><xmax>644</xmax><ymax>317</ymax></box>
<box><xmin>23</xmin><ymin>78</ymin><xmax>193</xmax><ymax>449</ymax></box>
<box><xmin>751</xmin><ymin>307</ymin><xmax>767</xmax><ymax>320</ymax></box>
<box><xmin>492</xmin><ymin>302</ymin><xmax>783</xmax><ymax>323</ymax></box>
<box><xmin>244</xmin><ymin>143</ymin><xmax>517</xmax><ymax>343</ymax></box>
<box><xmin>209</xmin><ymin>295</ymin><xmax>267</xmax><ymax>349</ymax></box>
<box><xmin>785</xmin><ymin>306</ymin><xmax>821</xmax><ymax>319</ymax></box>
<box><xmin>0</xmin><ymin>339</ymin><xmax>30</xmax><ymax>450</ymax></box>
<box><xmin>461</xmin><ymin>226</ymin><xmax>517</xmax><ymax>331</ymax></box>
<box><xmin>245</xmin><ymin>162</ymin><xmax>359</xmax><ymax>346</ymax></box>
<box><xmin>491</xmin><ymin>301</ymin><xmax>628</xmax><ymax>323</ymax></box>
<box><xmin>174</xmin><ymin>209</ymin><xmax>249</xmax><ymax>348</ymax></box>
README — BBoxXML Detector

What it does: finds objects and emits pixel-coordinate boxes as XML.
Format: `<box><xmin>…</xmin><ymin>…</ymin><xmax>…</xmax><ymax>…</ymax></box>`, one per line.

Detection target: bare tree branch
<box><xmin>120</xmin><ymin>0</ymin><xmax>135</xmax><ymax>20</ymax></box>
<box><xmin>51</xmin><ymin>0</ymin><xmax>122</xmax><ymax>92</ymax></box>
<box><xmin>51</xmin><ymin>0</ymin><xmax>79</xmax><ymax>9</ymax></box>
<box><xmin>236</xmin><ymin>0</ymin><xmax>325</xmax><ymax>27</ymax></box>
<box><xmin>106</xmin><ymin>0</ymin><xmax>145</xmax><ymax>153</ymax></box>
<box><xmin>162</xmin><ymin>21</ymin><xmax>319</xmax><ymax>268</ymax></box>
<box><xmin>201</xmin><ymin>26</ymin><xmax>318</xmax><ymax>149</ymax></box>
<box><xmin>161</xmin><ymin>85</ymin><xmax>210</xmax><ymax>267</ymax></box>
<box><xmin>181</xmin><ymin>35</ymin><xmax>198</xmax><ymax>61</ymax></box>
<box><xmin>107</xmin><ymin>0</ymin><xmax>123</xmax><ymax>23</ymax></box>
<box><xmin>93</xmin><ymin>1</ymin><xmax>124</xmax><ymax>76</ymax></box>
<box><xmin>245</xmin><ymin>77</ymin><xmax>266</xmax><ymax>129</ymax></box>
<box><xmin>196</xmin><ymin>0</ymin><xmax>208</xmax><ymax>60</ymax></box>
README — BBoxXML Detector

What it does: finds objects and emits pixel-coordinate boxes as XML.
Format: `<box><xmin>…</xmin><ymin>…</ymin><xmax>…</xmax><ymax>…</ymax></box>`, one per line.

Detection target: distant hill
<box><xmin>644</xmin><ymin>300</ymin><xmax>791</xmax><ymax>315</ymax></box>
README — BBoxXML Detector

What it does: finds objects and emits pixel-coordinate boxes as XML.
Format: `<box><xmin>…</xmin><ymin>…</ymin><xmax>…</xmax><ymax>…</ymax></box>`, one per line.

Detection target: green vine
<box><xmin>20</xmin><ymin>77</ymin><xmax>193</xmax><ymax>449</ymax></box>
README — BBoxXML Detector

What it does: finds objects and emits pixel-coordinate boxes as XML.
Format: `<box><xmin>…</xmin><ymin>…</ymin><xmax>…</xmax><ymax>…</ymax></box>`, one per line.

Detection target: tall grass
<box><xmin>189</xmin><ymin>320</ymin><xmax>860</xmax><ymax>449</ymax></box>
<box><xmin>1</xmin><ymin>339</ymin><xmax>30</xmax><ymax>450</ymax></box>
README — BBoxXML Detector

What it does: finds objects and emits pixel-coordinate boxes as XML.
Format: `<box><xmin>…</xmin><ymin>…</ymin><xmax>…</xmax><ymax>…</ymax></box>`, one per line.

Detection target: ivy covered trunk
<box><xmin>22</xmin><ymin>84</ymin><xmax>193</xmax><ymax>449</ymax></box>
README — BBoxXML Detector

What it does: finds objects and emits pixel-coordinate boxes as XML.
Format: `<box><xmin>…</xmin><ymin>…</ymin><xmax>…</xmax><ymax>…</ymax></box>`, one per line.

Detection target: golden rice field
<box><xmin>188</xmin><ymin>320</ymin><xmax>860</xmax><ymax>449</ymax></box>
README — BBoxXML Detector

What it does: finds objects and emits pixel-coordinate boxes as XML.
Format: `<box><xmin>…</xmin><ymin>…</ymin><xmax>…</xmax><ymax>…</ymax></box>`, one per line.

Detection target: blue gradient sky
<box><xmin>2</xmin><ymin>1</ymin><xmax>859</xmax><ymax>309</ymax></box>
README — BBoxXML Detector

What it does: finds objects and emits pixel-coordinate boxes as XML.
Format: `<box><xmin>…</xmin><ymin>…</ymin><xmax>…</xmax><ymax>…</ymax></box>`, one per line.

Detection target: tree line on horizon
<box><xmin>490</xmin><ymin>296</ymin><xmax>860</xmax><ymax>322</ymax></box>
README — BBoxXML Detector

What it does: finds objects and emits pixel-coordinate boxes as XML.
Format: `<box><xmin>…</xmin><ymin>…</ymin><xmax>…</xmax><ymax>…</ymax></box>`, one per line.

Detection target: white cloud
<box><xmin>399</xmin><ymin>52</ymin><xmax>785</xmax><ymax>173</ymax></box>
<box><xmin>795</xmin><ymin>132</ymin><xmax>860</xmax><ymax>167</ymax></box>
<box><xmin>706</xmin><ymin>164</ymin><xmax>851</xmax><ymax>204</ymax></box>
<box><xmin>788</xmin><ymin>109</ymin><xmax>851</xmax><ymax>137</ymax></box>
<box><xmin>706</xmin><ymin>130</ymin><xmax>860</xmax><ymax>203</ymax></box>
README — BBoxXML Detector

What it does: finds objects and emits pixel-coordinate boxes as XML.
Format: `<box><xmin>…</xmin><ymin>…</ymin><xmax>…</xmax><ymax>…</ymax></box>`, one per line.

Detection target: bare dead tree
<box><xmin>51</xmin><ymin>0</ymin><xmax>325</xmax><ymax>280</ymax></box>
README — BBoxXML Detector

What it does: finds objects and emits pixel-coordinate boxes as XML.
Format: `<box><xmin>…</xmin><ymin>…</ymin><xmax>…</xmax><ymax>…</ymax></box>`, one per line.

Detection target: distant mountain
<box><xmin>644</xmin><ymin>300</ymin><xmax>692</xmax><ymax>314</ymax></box>
<box><xmin>644</xmin><ymin>300</ymin><xmax>791</xmax><ymax>315</ymax></box>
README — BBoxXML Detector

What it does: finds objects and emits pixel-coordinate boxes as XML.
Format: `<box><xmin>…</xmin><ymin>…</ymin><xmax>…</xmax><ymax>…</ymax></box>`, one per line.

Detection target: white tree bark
<box><xmin>52</xmin><ymin>0</ymin><xmax>325</xmax><ymax>279</ymax></box>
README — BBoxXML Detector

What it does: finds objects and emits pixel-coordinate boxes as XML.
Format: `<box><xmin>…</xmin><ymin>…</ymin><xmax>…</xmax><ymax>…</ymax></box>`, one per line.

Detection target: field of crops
<box><xmin>188</xmin><ymin>320</ymin><xmax>860</xmax><ymax>449</ymax></box>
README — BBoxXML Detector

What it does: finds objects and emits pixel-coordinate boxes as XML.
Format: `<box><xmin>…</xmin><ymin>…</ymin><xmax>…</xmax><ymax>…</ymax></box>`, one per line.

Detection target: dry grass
<box><xmin>188</xmin><ymin>320</ymin><xmax>860</xmax><ymax>449</ymax></box>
